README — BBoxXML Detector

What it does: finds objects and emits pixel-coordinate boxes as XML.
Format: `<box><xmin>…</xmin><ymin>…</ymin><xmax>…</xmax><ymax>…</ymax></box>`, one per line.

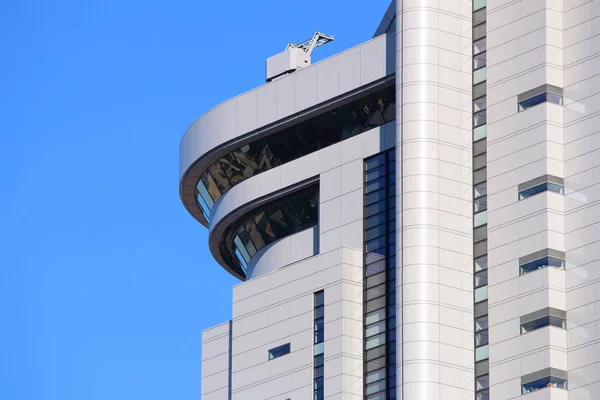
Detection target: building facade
<box><xmin>180</xmin><ymin>1</ymin><xmax>600</xmax><ymax>399</ymax></box>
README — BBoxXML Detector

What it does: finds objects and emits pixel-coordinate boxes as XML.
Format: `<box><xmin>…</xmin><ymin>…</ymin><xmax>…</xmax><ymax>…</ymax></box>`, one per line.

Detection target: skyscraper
<box><xmin>180</xmin><ymin>1</ymin><xmax>600</xmax><ymax>398</ymax></box>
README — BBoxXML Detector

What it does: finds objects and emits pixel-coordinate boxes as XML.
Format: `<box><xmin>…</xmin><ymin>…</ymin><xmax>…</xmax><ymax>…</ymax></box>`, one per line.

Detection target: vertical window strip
<box><xmin>314</xmin><ymin>290</ymin><xmax>325</xmax><ymax>400</ymax></box>
<box><xmin>472</xmin><ymin>6</ymin><xmax>489</xmax><ymax>400</ymax></box>
<box><xmin>363</xmin><ymin>149</ymin><xmax>397</xmax><ymax>399</ymax></box>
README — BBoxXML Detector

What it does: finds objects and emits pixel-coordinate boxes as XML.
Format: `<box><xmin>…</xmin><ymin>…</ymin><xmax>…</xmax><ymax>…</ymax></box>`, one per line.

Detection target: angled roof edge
<box><xmin>373</xmin><ymin>0</ymin><xmax>396</xmax><ymax>38</ymax></box>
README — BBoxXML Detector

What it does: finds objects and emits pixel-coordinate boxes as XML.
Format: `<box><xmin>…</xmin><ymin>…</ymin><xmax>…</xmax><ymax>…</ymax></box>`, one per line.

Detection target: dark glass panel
<box><xmin>314</xmin><ymin>290</ymin><xmax>324</xmax><ymax>307</ymax></box>
<box><xmin>520</xmin><ymin>256</ymin><xmax>565</xmax><ymax>275</ymax></box>
<box><xmin>366</xmin><ymin>200</ymin><xmax>386</xmax><ymax>217</ymax></box>
<box><xmin>366</xmin><ymin>212</ymin><xmax>386</xmax><ymax>230</ymax></box>
<box><xmin>208</xmin><ymin>163</ymin><xmax>230</xmax><ymax>193</ymax></box>
<box><xmin>268</xmin><ymin>343</ymin><xmax>290</xmax><ymax>360</ymax></box>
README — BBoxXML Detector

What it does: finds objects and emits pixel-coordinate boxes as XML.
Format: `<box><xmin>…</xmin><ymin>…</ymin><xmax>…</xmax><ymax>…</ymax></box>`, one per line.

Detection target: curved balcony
<box><xmin>208</xmin><ymin>179</ymin><xmax>319</xmax><ymax>280</ymax></box>
<box><xmin>179</xmin><ymin>32</ymin><xmax>396</xmax><ymax>227</ymax></box>
<box><xmin>195</xmin><ymin>84</ymin><xmax>394</xmax><ymax>220</ymax></box>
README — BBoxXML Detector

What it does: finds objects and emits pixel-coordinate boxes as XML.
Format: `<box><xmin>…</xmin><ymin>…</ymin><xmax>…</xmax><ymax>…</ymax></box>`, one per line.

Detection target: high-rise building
<box><xmin>179</xmin><ymin>0</ymin><xmax>600</xmax><ymax>398</ymax></box>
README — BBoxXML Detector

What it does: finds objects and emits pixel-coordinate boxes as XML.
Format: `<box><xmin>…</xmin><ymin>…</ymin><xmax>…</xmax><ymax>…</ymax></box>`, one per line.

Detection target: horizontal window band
<box><xmin>519</xmin><ymin>248</ymin><xmax>565</xmax><ymax>266</ymax></box>
<box><xmin>518</xmin><ymin>174</ymin><xmax>564</xmax><ymax>192</ymax></box>
<box><xmin>521</xmin><ymin>367</ymin><xmax>568</xmax><ymax>385</ymax></box>
<box><xmin>518</xmin><ymin>84</ymin><xmax>563</xmax><ymax>103</ymax></box>
<box><xmin>520</xmin><ymin>307</ymin><xmax>566</xmax><ymax>325</ymax></box>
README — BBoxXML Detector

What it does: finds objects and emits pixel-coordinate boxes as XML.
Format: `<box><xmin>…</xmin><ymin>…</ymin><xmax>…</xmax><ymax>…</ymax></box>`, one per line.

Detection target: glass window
<box><xmin>315</xmin><ymin>305</ymin><xmax>324</xmax><ymax>319</ymax></box>
<box><xmin>366</xmin><ymin>284</ymin><xmax>386</xmax><ymax>301</ymax></box>
<box><xmin>366</xmin><ymin>309</ymin><xmax>386</xmax><ymax>325</ymax></box>
<box><xmin>366</xmin><ymin>224</ymin><xmax>387</xmax><ymax>241</ymax></box>
<box><xmin>474</xmin><ymin>38</ymin><xmax>487</xmax><ymax>55</ymax></box>
<box><xmin>475</xmin><ymin>270</ymin><xmax>488</xmax><ymax>287</ymax></box>
<box><xmin>366</xmin><ymin>272</ymin><xmax>386</xmax><ymax>288</ymax></box>
<box><xmin>473</xmin><ymin>110</ymin><xmax>487</xmax><ymax>127</ymax></box>
<box><xmin>314</xmin><ymin>342</ymin><xmax>324</xmax><ymax>356</ymax></box>
<box><xmin>475</xmin><ymin>329</ymin><xmax>489</xmax><ymax>347</ymax></box>
<box><xmin>314</xmin><ymin>329</ymin><xmax>324</xmax><ymax>344</ymax></box>
<box><xmin>519</xmin><ymin>182</ymin><xmax>564</xmax><ymax>200</ymax></box>
<box><xmin>366</xmin><ymin>212</ymin><xmax>387</xmax><ymax>230</ymax></box>
<box><xmin>474</xmin><ymin>81</ymin><xmax>486</xmax><ymax>98</ymax></box>
<box><xmin>474</xmin><ymin>67</ymin><xmax>487</xmax><ymax>85</ymax></box>
<box><xmin>520</xmin><ymin>256</ymin><xmax>565</xmax><ymax>275</ymax></box>
<box><xmin>314</xmin><ymin>354</ymin><xmax>324</xmax><ymax>367</ymax></box>
<box><xmin>474</xmin><ymin>153</ymin><xmax>487</xmax><ymax>170</ymax></box>
<box><xmin>268</xmin><ymin>343</ymin><xmax>291</xmax><ymax>360</ymax></box>
<box><xmin>521</xmin><ymin>316</ymin><xmax>566</xmax><ymax>333</ymax></box>
<box><xmin>476</xmin><ymin>374</ymin><xmax>490</xmax><ymax>391</ymax></box>
<box><xmin>519</xmin><ymin>92</ymin><xmax>563</xmax><ymax>112</ymax></box>
<box><xmin>314</xmin><ymin>387</ymin><xmax>324</xmax><ymax>400</ymax></box>
<box><xmin>473</xmin><ymin>22</ymin><xmax>486</xmax><ymax>40</ymax></box>
<box><xmin>474</xmin><ymin>210</ymin><xmax>487</xmax><ymax>227</ymax></box>
<box><xmin>366</xmin><ymin>321</ymin><xmax>387</xmax><ymax>338</ymax></box>
<box><xmin>314</xmin><ymin>365</ymin><xmax>324</xmax><ymax>378</ymax></box>
<box><xmin>366</xmin><ymin>380</ymin><xmax>387</xmax><ymax>396</ymax></box>
<box><xmin>366</xmin><ymin>392</ymin><xmax>386</xmax><ymax>400</ymax></box>
<box><xmin>473</xmin><ymin>0</ymin><xmax>486</xmax><ymax>11</ymax></box>
<box><xmin>474</xmin><ymin>195</ymin><xmax>487</xmax><ymax>213</ymax></box>
<box><xmin>474</xmin><ymin>182</ymin><xmax>487</xmax><ymax>198</ymax></box>
<box><xmin>475</xmin><ymin>315</ymin><xmax>488</xmax><ymax>332</ymax></box>
<box><xmin>473</xmin><ymin>9</ymin><xmax>486</xmax><ymax>25</ymax></box>
<box><xmin>476</xmin><ymin>390</ymin><xmax>489</xmax><ymax>400</ymax></box>
<box><xmin>314</xmin><ymin>290</ymin><xmax>324</xmax><ymax>307</ymax></box>
<box><xmin>314</xmin><ymin>317</ymin><xmax>324</xmax><ymax>331</ymax></box>
<box><xmin>197</xmin><ymin>85</ymin><xmax>396</xmax><ymax>214</ymax></box>
<box><xmin>474</xmin><ymin>52</ymin><xmax>487</xmax><ymax>70</ymax></box>
<box><xmin>475</xmin><ymin>286</ymin><xmax>488</xmax><ymax>303</ymax></box>
<box><xmin>366</xmin><ymin>154</ymin><xmax>387</xmax><ymax>171</ymax></box>
<box><xmin>475</xmin><ymin>255</ymin><xmax>488</xmax><ymax>272</ymax></box>
<box><xmin>475</xmin><ymin>344</ymin><xmax>489</xmax><ymax>361</ymax></box>
<box><xmin>522</xmin><ymin>376</ymin><xmax>567</xmax><ymax>393</ymax></box>
<box><xmin>233</xmin><ymin>188</ymin><xmax>319</xmax><ymax>268</ymax></box>
<box><xmin>367</xmin><ymin>369</ymin><xmax>385</xmax><ymax>385</ymax></box>
<box><xmin>474</xmin><ymin>240</ymin><xmax>487</xmax><ymax>258</ymax></box>
<box><xmin>474</xmin><ymin>125</ymin><xmax>487</xmax><ymax>141</ymax></box>
<box><xmin>474</xmin><ymin>225</ymin><xmax>487</xmax><ymax>242</ymax></box>
<box><xmin>474</xmin><ymin>141</ymin><xmax>487</xmax><ymax>157</ymax></box>
<box><xmin>474</xmin><ymin>97</ymin><xmax>487</xmax><ymax>113</ymax></box>
<box><xmin>365</xmin><ymin>333</ymin><xmax>386</xmax><ymax>350</ymax></box>
<box><xmin>474</xmin><ymin>168</ymin><xmax>487</xmax><ymax>185</ymax></box>
<box><xmin>366</xmin><ymin>260</ymin><xmax>386</xmax><ymax>276</ymax></box>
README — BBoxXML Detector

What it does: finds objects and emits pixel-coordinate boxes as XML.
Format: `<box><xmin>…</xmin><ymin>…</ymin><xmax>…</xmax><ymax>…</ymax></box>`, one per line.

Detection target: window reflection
<box><xmin>231</xmin><ymin>187</ymin><xmax>319</xmax><ymax>269</ymax></box>
<box><xmin>195</xmin><ymin>85</ymin><xmax>396</xmax><ymax>216</ymax></box>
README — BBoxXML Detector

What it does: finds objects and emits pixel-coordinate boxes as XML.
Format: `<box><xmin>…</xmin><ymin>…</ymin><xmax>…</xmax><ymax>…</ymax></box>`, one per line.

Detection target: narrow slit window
<box><xmin>521</xmin><ymin>316</ymin><xmax>566</xmax><ymax>334</ymax></box>
<box><xmin>518</xmin><ymin>92</ymin><xmax>563</xmax><ymax>112</ymax></box>
<box><xmin>522</xmin><ymin>376</ymin><xmax>567</xmax><ymax>394</ymax></box>
<box><xmin>519</xmin><ymin>182</ymin><xmax>564</xmax><ymax>200</ymax></box>
<box><xmin>520</xmin><ymin>256</ymin><xmax>565</xmax><ymax>275</ymax></box>
<box><xmin>268</xmin><ymin>343</ymin><xmax>291</xmax><ymax>360</ymax></box>
<box><xmin>475</xmin><ymin>345</ymin><xmax>489</xmax><ymax>361</ymax></box>
<box><xmin>474</xmin><ymin>210</ymin><xmax>487</xmax><ymax>228</ymax></box>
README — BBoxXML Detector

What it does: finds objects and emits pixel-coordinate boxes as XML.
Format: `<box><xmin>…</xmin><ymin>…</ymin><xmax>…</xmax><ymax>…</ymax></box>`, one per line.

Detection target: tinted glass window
<box><xmin>520</xmin><ymin>256</ymin><xmax>565</xmax><ymax>275</ymax></box>
<box><xmin>519</xmin><ymin>182</ymin><xmax>564</xmax><ymax>200</ymax></box>
<box><xmin>521</xmin><ymin>316</ymin><xmax>566</xmax><ymax>333</ymax></box>
<box><xmin>519</xmin><ymin>92</ymin><xmax>563</xmax><ymax>112</ymax></box>
<box><xmin>268</xmin><ymin>343</ymin><xmax>290</xmax><ymax>360</ymax></box>
<box><xmin>522</xmin><ymin>376</ymin><xmax>567</xmax><ymax>393</ymax></box>
<box><xmin>232</xmin><ymin>187</ymin><xmax>319</xmax><ymax>269</ymax></box>
<box><xmin>196</xmin><ymin>85</ymin><xmax>396</xmax><ymax>216</ymax></box>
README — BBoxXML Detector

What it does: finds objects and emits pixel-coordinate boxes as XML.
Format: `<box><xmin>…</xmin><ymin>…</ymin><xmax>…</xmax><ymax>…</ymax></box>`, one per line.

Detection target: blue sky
<box><xmin>0</xmin><ymin>1</ymin><xmax>389</xmax><ymax>399</ymax></box>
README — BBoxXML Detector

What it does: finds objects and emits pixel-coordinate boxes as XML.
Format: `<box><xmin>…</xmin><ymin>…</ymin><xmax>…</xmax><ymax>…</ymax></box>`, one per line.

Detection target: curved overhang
<box><xmin>208</xmin><ymin>177</ymin><xmax>319</xmax><ymax>281</ymax></box>
<box><xmin>179</xmin><ymin>32</ymin><xmax>396</xmax><ymax>227</ymax></box>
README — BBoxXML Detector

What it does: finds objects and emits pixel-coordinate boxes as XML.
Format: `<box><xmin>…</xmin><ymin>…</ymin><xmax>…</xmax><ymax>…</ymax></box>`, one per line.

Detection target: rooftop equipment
<box><xmin>266</xmin><ymin>31</ymin><xmax>334</xmax><ymax>82</ymax></box>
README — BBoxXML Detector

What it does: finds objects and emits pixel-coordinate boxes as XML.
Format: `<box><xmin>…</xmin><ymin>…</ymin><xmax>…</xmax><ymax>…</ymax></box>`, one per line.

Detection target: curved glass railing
<box><xmin>195</xmin><ymin>84</ymin><xmax>395</xmax><ymax>219</ymax></box>
<box><xmin>230</xmin><ymin>187</ymin><xmax>319</xmax><ymax>272</ymax></box>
